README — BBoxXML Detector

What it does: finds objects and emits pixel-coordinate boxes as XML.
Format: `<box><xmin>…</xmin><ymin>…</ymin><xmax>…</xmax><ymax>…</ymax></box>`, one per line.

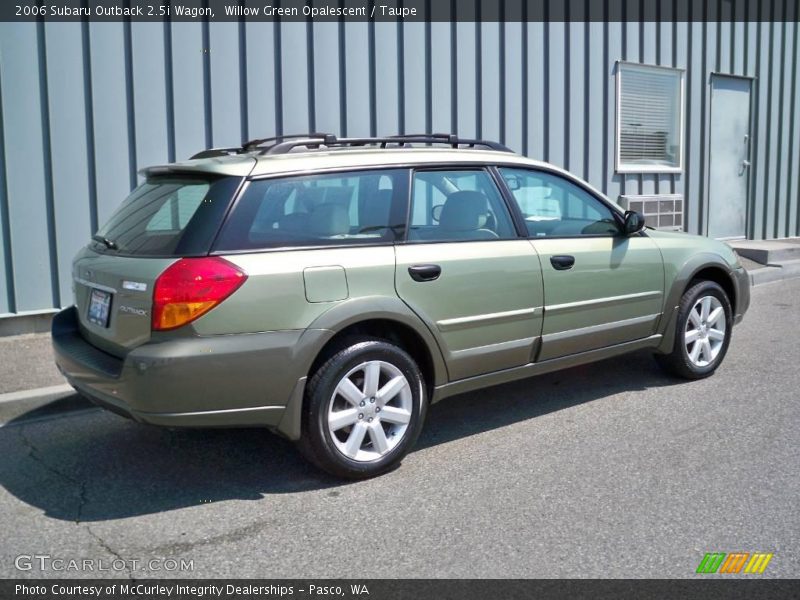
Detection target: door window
<box><xmin>407</xmin><ymin>170</ymin><xmax>516</xmax><ymax>242</ymax></box>
<box><xmin>214</xmin><ymin>169</ymin><xmax>407</xmax><ymax>250</ymax></box>
<box><xmin>500</xmin><ymin>168</ymin><xmax>620</xmax><ymax>238</ymax></box>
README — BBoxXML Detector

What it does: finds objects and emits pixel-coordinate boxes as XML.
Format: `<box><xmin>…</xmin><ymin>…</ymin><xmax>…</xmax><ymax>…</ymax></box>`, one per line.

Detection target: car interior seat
<box><xmin>359</xmin><ymin>189</ymin><xmax>393</xmax><ymax>233</ymax></box>
<box><xmin>309</xmin><ymin>203</ymin><xmax>351</xmax><ymax>238</ymax></box>
<box><xmin>437</xmin><ymin>190</ymin><xmax>499</xmax><ymax>240</ymax></box>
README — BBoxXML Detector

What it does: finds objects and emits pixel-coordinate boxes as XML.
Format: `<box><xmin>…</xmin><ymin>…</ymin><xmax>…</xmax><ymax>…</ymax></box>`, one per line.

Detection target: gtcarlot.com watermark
<box><xmin>15</xmin><ymin>554</ymin><xmax>194</xmax><ymax>573</ymax></box>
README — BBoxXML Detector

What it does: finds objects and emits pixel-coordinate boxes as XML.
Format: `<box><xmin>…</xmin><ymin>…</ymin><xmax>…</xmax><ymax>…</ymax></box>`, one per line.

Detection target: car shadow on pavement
<box><xmin>0</xmin><ymin>350</ymin><xmax>681</xmax><ymax>522</ymax></box>
<box><xmin>418</xmin><ymin>349</ymin><xmax>682</xmax><ymax>451</ymax></box>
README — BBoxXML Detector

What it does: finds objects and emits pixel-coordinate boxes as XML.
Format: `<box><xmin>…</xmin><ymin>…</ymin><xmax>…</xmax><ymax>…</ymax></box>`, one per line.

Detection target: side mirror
<box><xmin>431</xmin><ymin>204</ymin><xmax>444</xmax><ymax>223</ymax></box>
<box><xmin>504</xmin><ymin>176</ymin><xmax>521</xmax><ymax>191</ymax></box>
<box><xmin>623</xmin><ymin>210</ymin><xmax>646</xmax><ymax>235</ymax></box>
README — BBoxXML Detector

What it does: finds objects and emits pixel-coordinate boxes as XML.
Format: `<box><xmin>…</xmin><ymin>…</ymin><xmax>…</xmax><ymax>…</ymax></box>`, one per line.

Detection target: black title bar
<box><xmin>2</xmin><ymin>579</ymin><xmax>800</xmax><ymax>600</ymax></box>
<box><xmin>3</xmin><ymin>0</ymin><xmax>799</xmax><ymax>23</ymax></box>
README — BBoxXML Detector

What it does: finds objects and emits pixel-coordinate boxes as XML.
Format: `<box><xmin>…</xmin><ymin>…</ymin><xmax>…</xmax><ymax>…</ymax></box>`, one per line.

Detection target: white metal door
<box><xmin>707</xmin><ymin>75</ymin><xmax>752</xmax><ymax>239</ymax></box>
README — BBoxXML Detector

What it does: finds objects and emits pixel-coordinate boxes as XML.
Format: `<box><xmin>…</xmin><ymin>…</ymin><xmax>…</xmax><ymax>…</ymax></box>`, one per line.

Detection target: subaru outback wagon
<box><xmin>53</xmin><ymin>133</ymin><xmax>750</xmax><ymax>478</ymax></box>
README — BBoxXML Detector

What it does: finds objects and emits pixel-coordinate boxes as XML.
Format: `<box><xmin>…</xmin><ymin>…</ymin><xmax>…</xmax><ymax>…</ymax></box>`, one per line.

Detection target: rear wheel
<box><xmin>655</xmin><ymin>280</ymin><xmax>733</xmax><ymax>379</ymax></box>
<box><xmin>298</xmin><ymin>339</ymin><xmax>427</xmax><ymax>479</ymax></box>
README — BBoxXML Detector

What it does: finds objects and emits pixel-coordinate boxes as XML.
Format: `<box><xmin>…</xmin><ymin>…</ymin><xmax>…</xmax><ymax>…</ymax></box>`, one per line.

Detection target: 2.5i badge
<box><xmin>122</xmin><ymin>280</ymin><xmax>147</xmax><ymax>292</ymax></box>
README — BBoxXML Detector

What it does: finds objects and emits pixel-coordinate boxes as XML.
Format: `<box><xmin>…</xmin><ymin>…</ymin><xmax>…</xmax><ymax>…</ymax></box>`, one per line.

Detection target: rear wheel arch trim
<box><xmin>306</xmin><ymin>300</ymin><xmax>448</xmax><ymax>387</ymax></box>
<box><xmin>277</xmin><ymin>299</ymin><xmax>447</xmax><ymax>442</ymax></box>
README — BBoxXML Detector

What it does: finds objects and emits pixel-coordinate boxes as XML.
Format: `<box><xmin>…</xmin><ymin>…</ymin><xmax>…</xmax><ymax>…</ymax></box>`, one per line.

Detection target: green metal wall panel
<box><xmin>0</xmin><ymin>1</ymin><xmax>799</xmax><ymax>317</ymax></box>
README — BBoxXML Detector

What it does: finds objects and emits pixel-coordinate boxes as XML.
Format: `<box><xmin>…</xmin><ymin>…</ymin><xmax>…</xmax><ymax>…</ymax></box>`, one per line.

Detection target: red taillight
<box><xmin>152</xmin><ymin>257</ymin><xmax>247</xmax><ymax>331</ymax></box>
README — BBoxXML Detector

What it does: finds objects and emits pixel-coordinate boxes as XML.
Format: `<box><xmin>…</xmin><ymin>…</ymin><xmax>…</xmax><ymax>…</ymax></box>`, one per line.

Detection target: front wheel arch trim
<box><xmin>656</xmin><ymin>254</ymin><xmax>738</xmax><ymax>354</ymax></box>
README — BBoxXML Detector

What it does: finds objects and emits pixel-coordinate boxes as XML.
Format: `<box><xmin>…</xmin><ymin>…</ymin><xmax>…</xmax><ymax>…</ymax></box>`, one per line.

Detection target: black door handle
<box><xmin>550</xmin><ymin>255</ymin><xmax>575</xmax><ymax>270</ymax></box>
<box><xmin>408</xmin><ymin>264</ymin><xmax>442</xmax><ymax>282</ymax></box>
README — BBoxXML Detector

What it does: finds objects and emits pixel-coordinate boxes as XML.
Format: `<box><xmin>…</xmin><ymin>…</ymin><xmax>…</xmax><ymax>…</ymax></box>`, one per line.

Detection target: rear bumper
<box><xmin>52</xmin><ymin>306</ymin><xmax>324</xmax><ymax>433</ymax></box>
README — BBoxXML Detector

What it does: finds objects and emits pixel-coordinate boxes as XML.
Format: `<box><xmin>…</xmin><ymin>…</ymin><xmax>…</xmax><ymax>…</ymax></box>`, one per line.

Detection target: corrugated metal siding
<box><xmin>1</xmin><ymin>3</ymin><xmax>799</xmax><ymax>317</ymax></box>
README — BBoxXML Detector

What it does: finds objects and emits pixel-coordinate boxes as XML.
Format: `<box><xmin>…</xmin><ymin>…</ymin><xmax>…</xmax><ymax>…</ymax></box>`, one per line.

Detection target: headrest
<box><xmin>361</xmin><ymin>189</ymin><xmax>393</xmax><ymax>227</ymax></box>
<box><xmin>439</xmin><ymin>191</ymin><xmax>489</xmax><ymax>231</ymax></box>
<box><xmin>295</xmin><ymin>187</ymin><xmax>326</xmax><ymax>212</ymax></box>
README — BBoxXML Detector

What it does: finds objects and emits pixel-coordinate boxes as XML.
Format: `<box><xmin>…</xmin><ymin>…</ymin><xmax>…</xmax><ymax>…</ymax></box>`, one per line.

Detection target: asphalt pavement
<box><xmin>0</xmin><ymin>333</ymin><xmax>64</xmax><ymax>394</ymax></box>
<box><xmin>0</xmin><ymin>279</ymin><xmax>798</xmax><ymax>578</ymax></box>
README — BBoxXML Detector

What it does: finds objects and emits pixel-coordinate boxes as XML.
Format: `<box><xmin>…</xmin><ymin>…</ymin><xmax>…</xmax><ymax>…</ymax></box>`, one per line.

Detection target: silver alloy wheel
<box><xmin>684</xmin><ymin>295</ymin><xmax>726</xmax><ymax>367</ymax></box>
<box><xmin>327</xmin><ymin>360</ymin><xmax>413</xmax><ymax>462</ymax></box>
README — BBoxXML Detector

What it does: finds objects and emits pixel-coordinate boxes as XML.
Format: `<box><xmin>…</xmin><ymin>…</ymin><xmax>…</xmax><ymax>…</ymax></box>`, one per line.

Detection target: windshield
<box><xmin>94</xmin><ymin>175</ymin><xmax>240</xmax><ymax>256</ymax></box>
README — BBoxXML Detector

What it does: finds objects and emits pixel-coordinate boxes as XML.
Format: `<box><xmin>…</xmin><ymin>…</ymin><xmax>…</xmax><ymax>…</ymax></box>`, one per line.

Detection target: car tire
<box><xmin>654</xmin><ymin>280</ymin><xmax>733</xmax><ymax>380</ymax></box>
<box><xmin>297</xmin><ymin>339</ymin><xmax>427</xmax><ymax>479</ymax></box>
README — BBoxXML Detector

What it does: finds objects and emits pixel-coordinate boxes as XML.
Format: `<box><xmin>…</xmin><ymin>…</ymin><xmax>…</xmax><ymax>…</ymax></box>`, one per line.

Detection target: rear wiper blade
<box><xmin>92</xmin><ymin>234</ymin><xmax>118</xmax><ymax>250</ymax></box>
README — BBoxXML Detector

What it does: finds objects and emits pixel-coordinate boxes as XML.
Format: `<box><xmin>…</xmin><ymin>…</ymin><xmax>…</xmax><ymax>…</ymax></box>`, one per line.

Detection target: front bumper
<box><xmin>52</xmin><ymin>306</ymin><xmax>325</xmax><ymax>434</ymax></box>
<box><xmin>732</xmin><ymin>265</ymin><xmax>751</xmax><ymax>324</ymax></box>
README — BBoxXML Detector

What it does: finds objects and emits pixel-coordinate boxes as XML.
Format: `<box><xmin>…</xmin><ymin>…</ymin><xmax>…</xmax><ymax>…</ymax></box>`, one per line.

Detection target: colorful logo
<box><xmin>696</xmin><ymin>552</ymin><xmax>773</xmax><ymax>574</ymax></box>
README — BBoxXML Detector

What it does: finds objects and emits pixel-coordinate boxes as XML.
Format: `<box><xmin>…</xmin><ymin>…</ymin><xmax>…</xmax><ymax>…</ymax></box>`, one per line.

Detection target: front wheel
<box><xmin>298</xmin><ymin>339</ymin><xmax>427</xmax><ymax>479</ymax></box>
<box><xmin>655</xmin><ymin>280</ymin><xmax>733</xmax><ymax>379</ymax></box>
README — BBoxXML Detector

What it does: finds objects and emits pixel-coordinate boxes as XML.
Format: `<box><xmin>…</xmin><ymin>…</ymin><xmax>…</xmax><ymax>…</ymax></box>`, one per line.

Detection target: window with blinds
<box><xmin>616</xmin><ymin>63</ymin><xmax>684</xmax><ymax>172</ymax></box>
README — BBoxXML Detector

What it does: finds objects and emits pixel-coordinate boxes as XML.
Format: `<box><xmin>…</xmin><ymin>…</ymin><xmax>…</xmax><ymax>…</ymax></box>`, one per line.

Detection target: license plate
<box><xmin>87</xmin><ymin>288</ymin><xmax>112</xmax><ymax>328</ymax></box>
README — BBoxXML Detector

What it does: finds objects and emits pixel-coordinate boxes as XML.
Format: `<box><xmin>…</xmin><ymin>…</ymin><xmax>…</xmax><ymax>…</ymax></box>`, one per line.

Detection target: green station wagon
<box><xmin>52</xmin><ymin>134</ymin><xmax>750</xmax><ymax>478</ymax></box>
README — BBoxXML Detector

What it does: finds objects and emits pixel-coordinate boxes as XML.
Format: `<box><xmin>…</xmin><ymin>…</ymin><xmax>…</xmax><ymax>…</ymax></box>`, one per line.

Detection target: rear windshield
<box><xmin>94</xmin><ymin>175</ymin><xmax>240</xmax><ymax>256</ymax></box>
<box><xmin>213</xmin><ymin>169</ymin><xmax>409</xmax><ymax>251</ymax></box>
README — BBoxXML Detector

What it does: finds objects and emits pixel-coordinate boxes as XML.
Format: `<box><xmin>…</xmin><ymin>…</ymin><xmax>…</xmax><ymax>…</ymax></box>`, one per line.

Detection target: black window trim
<box><xmin>207</xmin><ymin>159</ymin><xmax>647</xmax><ymax>256</ymax></box>
<box><xmin>488</xmin><ymin>166</ymin><xmax>530</xmax><ymax>238</ymax></box>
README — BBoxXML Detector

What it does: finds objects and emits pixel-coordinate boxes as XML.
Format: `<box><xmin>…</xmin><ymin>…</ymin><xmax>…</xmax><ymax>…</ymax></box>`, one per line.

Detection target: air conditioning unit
<box><xmin>618</xmin><ymin>194</ymin><xmax>684</xmax><ymax>231</ymax></box>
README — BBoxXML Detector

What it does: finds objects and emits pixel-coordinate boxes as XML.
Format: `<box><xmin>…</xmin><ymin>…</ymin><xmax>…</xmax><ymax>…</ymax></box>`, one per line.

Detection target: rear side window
<box><xmin>214</xmin><ymin>169</ymin><xmax>408</xmax><ymax>251</ymax></box>
<box><xmin>94</xmin><ymin>175</ymin><xmax>240</xmax><ymax>256</ymax></box>
<box><xmin>145</xmin><ymin>185</ymin><xmax>208</xmax><ymax>231</ymax></box>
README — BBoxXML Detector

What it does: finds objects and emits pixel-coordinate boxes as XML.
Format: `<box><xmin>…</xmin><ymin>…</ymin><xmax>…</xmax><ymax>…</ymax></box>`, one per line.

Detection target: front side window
<box><xmin>500</xmin><ymin>168</ymin><xmax>620</xmax><ymax>238</ymax></box>
<box><xmin>214</xmin><ymin>169</ymin><xmax>408</xmax><ymax>251</ymax></box>
<box><xmin>617</xmin><ymin>62</ymin><xmax>684</xmax><ymax>172</ymax></box>
<box><xmin>406</xmin><ymin>170</ymin><xmax>516</xmax><ymax>242</ymax></box>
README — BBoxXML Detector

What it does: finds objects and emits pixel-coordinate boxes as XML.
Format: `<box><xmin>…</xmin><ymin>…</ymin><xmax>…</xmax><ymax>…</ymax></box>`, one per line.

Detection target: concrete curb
<box><xmin>0</xmin><ymin>384</ymin><xmax>95</xmax><ymax>427</ymax></box>
<box><xmin>746</xmin><ymin>260</ymin><xmax>800</xmax><ymax>286</ymax></box>
<box><xmin>0</xmin><ymin>383</ymin><xmax>73</xmax><ymax>405</ymax></box>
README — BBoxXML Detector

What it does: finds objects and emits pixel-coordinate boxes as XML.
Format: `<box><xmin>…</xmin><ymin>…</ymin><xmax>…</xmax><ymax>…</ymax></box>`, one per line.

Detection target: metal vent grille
<box><xmin>618</xmin><ymin>194</ymin><xmax>684</xmax><ymax>231</ymax></box>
